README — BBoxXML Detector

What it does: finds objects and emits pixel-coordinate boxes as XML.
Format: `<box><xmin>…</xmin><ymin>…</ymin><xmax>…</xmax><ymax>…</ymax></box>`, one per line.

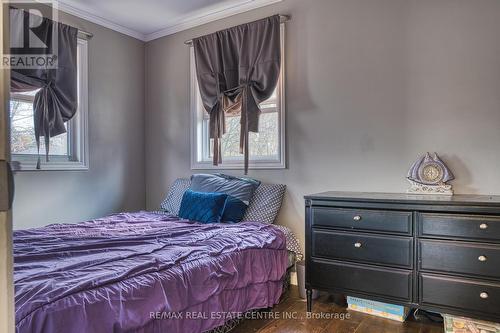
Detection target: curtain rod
<box><xmin>78</xmin><ymin>30</ymin><xmax>93</xmax><ymax>40</ymax></box>
<box><xmin>184</xmin><ymin>14</ymin><xmax>289</xmax><ymax>46</ymax></box>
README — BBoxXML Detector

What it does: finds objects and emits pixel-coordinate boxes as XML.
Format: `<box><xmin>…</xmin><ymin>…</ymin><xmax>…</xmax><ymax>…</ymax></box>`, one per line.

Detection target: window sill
<box><xmin>11</xmin><ymin>159</ymin><xmax>89</xmax><ymax>172</ymax></box>
<box><xmin>191</xmin><ymin>160</ymin><xmax>286</xmax><ymax>170</ymax></box>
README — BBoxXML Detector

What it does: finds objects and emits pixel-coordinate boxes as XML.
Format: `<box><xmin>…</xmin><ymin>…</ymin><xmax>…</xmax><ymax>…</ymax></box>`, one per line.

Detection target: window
<box><xmin>190</xmin><ymin>25</ymin><xmax>285</xmax><ymax>170</ymax></box>
<box><xmin>10</xmin><ymin>38</ymin><xmax>89</xmax><ymax>171</ymax></box>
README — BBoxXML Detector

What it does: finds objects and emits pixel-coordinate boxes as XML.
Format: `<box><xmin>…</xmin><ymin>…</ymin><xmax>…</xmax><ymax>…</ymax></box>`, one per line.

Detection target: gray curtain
<box><xmin>10</xmin><ymin>8</ymin><xmax>78</xmax><ymax>168</ymax></box>
<box><xmin>193</xmin><ymin>15</ymin><xmax>281</xmax><ymax>174</ymax></box>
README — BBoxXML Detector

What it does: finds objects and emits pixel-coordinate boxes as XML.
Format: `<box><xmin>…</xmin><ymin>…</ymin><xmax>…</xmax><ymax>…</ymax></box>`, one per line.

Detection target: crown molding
<box><xmin>55</xmin><ymin>0</ymin><xmax>147</xmax><ymax>41</ymax></box>
<box><xmin>144</xmin><ymin>0</ymin><xmax>282</xmax><ymax>42</ymax></box>
<box><xmin>50</xmin><ymin>0</ymin><xmax>282</xmax><ymax>42</ymax></box>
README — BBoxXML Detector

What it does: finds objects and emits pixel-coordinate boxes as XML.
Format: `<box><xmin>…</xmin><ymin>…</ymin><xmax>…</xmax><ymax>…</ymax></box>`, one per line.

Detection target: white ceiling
<box><xmin>56</xmin><ymin>0</ymin><xmax>281</xmax><ymax>41</ymax></box>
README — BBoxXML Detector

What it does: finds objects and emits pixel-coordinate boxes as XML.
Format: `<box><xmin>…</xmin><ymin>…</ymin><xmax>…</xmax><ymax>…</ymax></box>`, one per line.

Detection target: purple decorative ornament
<box><xmin>407</xmin><ymin>152</ymin><xmax>454</xmax><ymax>195</ymax></box>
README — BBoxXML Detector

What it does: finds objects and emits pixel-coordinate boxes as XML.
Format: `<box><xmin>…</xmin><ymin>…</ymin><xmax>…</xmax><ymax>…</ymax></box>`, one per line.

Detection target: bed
<box><xmin>14</xmin><ymin>175</ymin><xmax>303</xmax><ymax>333</ymax></box>
<box><xmin>14</xmin><ymin>211</ymin><xmax>292</xmax><ymax>333</ymax></box>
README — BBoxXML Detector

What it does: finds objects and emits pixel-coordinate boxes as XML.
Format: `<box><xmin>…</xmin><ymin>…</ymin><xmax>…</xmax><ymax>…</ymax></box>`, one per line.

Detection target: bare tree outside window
<box><xmin>10</xmin><ymin>37</ymin><xmax>89</xmax><ymax>171</ymax></box>
<box><xmin>10</xmin><ymin>95</ymin><xmax>68</xmax><ymax>156</ymax></box>
<box><xmin>190</xmin><ymin>24</ymin><xmax>285</xmax><ymax>169</ymax></box>
<box><xmin>206</xmin><ymin>87</ymin><xmax>279</xmax><ymax>160</ymax></box>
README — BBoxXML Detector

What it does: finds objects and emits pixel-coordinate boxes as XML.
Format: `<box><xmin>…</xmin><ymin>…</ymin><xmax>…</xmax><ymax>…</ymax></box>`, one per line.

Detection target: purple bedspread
<box><xmin>14</xmin><ymin>212</ymin><xmax>288</xmax><ymax>333</ymax></box>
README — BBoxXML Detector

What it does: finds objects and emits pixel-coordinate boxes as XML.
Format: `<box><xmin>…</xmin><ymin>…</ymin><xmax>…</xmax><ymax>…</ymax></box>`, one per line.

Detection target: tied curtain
<box><xmin>10</xmin><ymin>8</ymin><xmax>78</xmax><ymax>169</ymax></box>
<box><xmin>193</xmin><ymin>15</ymin><xmax>281</xmax><ymax>174</ymax></box>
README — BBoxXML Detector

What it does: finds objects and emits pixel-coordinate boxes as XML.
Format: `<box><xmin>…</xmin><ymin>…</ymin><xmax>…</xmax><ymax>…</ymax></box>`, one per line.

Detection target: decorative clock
<box><xmin>407</xmin><ymin>152</ymin><xmax>454</xmax><ymax>195</ymax></box>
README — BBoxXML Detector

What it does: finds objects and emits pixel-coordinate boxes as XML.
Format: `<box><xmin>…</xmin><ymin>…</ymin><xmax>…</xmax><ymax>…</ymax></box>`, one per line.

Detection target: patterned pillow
<box><xmin>160</xmin><ymin>178</ymin><xmax>192</xmax><ymax>215</ymax></box>
<box><xmin>272</xmin><ymin>224</ymin><xmax>303</xmax><ymax>260</ymax></box>
<box><xmin>242</xmin><ymin>183</ymin><xmax>286</xmax><ymax>224</ymax></box>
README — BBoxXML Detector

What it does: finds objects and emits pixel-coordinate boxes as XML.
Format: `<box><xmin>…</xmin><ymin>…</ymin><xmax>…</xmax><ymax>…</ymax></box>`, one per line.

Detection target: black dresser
<box><xmin>304</xmin><ymin>192</ymin><xmax>500</xmax><ymax>322</ymax></box>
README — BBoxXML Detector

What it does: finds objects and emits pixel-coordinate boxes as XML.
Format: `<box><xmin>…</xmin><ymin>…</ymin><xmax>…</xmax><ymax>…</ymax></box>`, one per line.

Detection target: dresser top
<box><xmin>305</xmin><ymin>191</ymin><xmax>500</xmax><ymax>207</ymax></box>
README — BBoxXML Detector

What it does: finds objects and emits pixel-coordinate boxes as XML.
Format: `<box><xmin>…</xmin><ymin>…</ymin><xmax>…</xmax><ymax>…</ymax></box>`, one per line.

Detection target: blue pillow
<box><xmin>178</xmin><ymin>190</ymin><xmax>228</xmax><ymax>224</ymax></box>
<box><xmin>221</xmin><ymin>195</ymin><xmax>248</xmax><ymax>223</ymax></box>
<box><xmin>190</xmin><ymin>174</ymin><xmax>260</xmax><ymax>205</ymax></box>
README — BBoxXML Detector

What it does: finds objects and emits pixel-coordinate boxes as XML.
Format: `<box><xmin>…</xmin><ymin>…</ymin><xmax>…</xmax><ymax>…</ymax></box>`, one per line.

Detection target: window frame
<box><xmin>190</xmin><ymin>24</ymin><xmax>286</xmax><ymax>170</ymax></box>
<box><xmin>11</xmin><ymin>38</ymin><xmax>89</xmax><ymax>171</ymax></box>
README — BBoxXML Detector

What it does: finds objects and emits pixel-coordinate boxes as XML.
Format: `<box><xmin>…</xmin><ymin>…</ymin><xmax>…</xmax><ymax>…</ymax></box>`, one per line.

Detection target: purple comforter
<box><xmin>14</xmin><ymin>212</ymin><xmax>288</xmax><ymax>333</ymax></box>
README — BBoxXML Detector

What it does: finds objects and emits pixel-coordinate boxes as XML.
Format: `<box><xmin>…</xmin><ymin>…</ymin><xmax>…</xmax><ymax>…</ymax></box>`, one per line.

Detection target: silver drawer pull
<box><xmin>478</xmin><ymin>255</ymin><xmax>487</xmax><ymax>262</ymax></box>
<box><xmin>353</xmin><ymin>215</ymin><xmax>362</xmax><ymax>221</ymax></box>
<box><xmin>354</xmin><ymin>242</ymin><xmax>362</xmax><ymax>248</ymax></box>
<box><xmin>480</xmin><ymin>223</ymin><xmax>488</xmax><ymax>230</ymax></box>
<box><xmin>480</xmin><ymin>292</ymin><xmax>489</xmax><ymax>299</ymax></box>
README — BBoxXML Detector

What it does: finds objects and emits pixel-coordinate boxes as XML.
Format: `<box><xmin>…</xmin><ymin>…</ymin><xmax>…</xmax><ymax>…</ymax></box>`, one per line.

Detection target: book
<box><xmin>346</xmin><ymin>296</ymin><xmax>410</xmax><ymax>322</ymax></box>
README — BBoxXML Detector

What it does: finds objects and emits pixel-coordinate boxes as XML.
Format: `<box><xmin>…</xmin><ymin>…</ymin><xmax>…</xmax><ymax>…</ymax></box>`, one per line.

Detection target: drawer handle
<box><xmin>480</xmin><ymin>223</ymin><xmax>488</xmax><ymax>230</ymax></box>
<box><xmin>353</xmin><ymin>215</ymin><xmax>362</xmax><ymax>221</ymax></box>
<box><xmin>480</xmin><ymin>292</ymin><xmax>489</xmax><ymax>299</ymax></box>
<box><xmin>478</xmin><ymin>255</ymin><xmax>487</xmax><ymax>262</ymax></box>
<box><xmin>354</xmin><ymin>242</ymin><xmax>362</xmax><ymax>248</ymax></box>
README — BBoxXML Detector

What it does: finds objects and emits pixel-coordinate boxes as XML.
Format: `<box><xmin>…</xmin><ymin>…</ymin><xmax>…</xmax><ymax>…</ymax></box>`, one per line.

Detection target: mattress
<box><xmin>14</xmin><ymin>211</ymin><xmax>288</xmax><ymax>333</ymax></box>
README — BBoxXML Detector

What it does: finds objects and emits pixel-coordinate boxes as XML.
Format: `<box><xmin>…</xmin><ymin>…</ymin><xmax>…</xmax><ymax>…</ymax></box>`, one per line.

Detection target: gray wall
<box><xmin>145</xmin><ymin>0</ymin><xmax>500</xmax><ymax>247</ymax></box>
<box><xmin>13</xmin><ymin>10</ymin><xmax>146</xmax><ymax>229</ymax></box>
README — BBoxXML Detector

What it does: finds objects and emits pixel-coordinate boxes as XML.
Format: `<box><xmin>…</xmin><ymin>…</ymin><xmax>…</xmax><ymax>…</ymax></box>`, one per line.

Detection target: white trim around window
<box><xmin>190</xmin><ymin>23</ymin><xmax>286</xmax><ymax>170</ymax></box>
<box><xmin>11</xmin><ymin>38</ymin><xmax>89</xmax><ymax>172</ymax></box>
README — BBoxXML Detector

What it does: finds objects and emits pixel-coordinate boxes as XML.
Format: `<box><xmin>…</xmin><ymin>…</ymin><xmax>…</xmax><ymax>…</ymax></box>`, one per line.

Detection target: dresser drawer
<box><xmin>419</xmin><ymin>213</ymin><xmax>500</xmax><ymax>242</ymax></box>
<box><xmin>309</xmin><ymin>259</ymin><xmax>412</xmax><ymax>301</ymax></box>
<box><xmin>420</xmin><ymin>240</ymin><xmax>500</xmax><ymax>279</ymax></box>
<box><xmin>313</xmin><ymin>230</ymin><xmax>413</xmax><ymax>268</ymax></box>
<box><xmin>420</xmin><ymin>274</ymin><xmax>500</xmax><ymax>317</ymax></box>
<box><xmin>312</xmin><ymin>207</ymin><xmax>412</xmax><ymax>235</ymax></box>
